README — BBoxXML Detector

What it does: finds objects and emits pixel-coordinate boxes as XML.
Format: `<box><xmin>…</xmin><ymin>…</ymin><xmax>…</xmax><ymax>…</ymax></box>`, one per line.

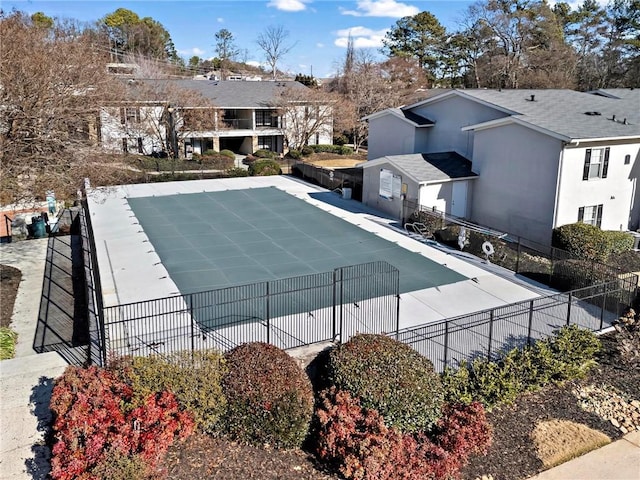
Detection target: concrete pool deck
<box><xmin>88</xmin><ymin>176</ymin><xmax>543</xmax><ymax>331</ymax></box>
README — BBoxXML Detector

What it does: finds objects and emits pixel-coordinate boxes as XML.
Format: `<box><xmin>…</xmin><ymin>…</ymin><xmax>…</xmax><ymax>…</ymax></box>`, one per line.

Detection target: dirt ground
<box><xmin>0</xmin><ymin>264</ymin><xmax>21</xmax><ymax>328</ymax></box>
<box><xmin>302</xmin><ymin>152</ymin><xmax>367</xmax><ymax>169</ymax></box>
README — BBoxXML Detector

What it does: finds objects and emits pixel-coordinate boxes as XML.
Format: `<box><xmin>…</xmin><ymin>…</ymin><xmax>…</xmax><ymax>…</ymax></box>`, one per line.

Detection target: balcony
<box><xmin>222</xmin><ymin>118</ymin><xmax>252</xmax><ymax>130</ymax></box>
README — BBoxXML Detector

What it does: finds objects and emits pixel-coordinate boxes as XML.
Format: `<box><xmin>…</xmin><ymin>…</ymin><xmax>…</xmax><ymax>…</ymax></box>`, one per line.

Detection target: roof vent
<box><xmin>529</xmin><ymin>94</ymin><xmax>535</xmax><ymax>101</ymax></box>
<box><xmin>624</xmin><ymin>118</ymin><xmax>628</xmax><ymax>125</ymax></box>
<box><xmin>584</xmin><ymin>111</ymin><xmax>601</xmax><ymax>116</ymax></box>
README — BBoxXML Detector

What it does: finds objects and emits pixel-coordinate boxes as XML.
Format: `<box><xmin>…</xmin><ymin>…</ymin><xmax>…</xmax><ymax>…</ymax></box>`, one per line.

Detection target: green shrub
<box><xmin>253</xmin><ymin>148</ymin><xmax>277</xmax><ymax>158</ymax></box>
<box><xmin>307</xmin><ymin>144</ymin><xmax>353</xmax><ymax>155</ymax></box>
<box><xmin>0</xmin><ymin>327</ymin><xmax>17</xmax><ymax>360</ymax></box>
<box><xmin>222</xmin><ymin>342</ymin><xmax>314</xmax><ymax>448</ymax></box>
<box><xmin>441</xmin><ymin>326</ymin><xmax>600</xmax><ymax>409</ymax></box>
<box><xmin>553</xmin><ymin>223</ymin><xmax>633</xmax><ymax>262</ymax></box>
<box><xmin>203</xmin><ymin>149</ymin><xmax>218</xmax><ymax>157</ymax></box>
<box><xmin>219</xmin><ymin>149</ymin><xmax>235</xmax><ymax>160</ymax></box>
<box><xmin>90</xmin><ymin>450</ymin><xmax>149</xmax><ymax>480</ymax></box>
<box><xmin>301</xmin><ymin>145</ymin><xmax>313</xmax><ymax>156</ymax></box>
<box><xmin>111</xmin><ymin>350</ymin><xmax>227</xmax><ymax>434</ymax></box>
<box><xmin>248</xmin><ymin>159</ymin><xmax>282</xmax><ymax>176</ymax></box>
<box><xmin>333</xmin><ymin>134</ymin><xmax>348</xmax><ymax>146</ymax></box>
<box><xmin>328</xmin><ymin>334</ymin><xmax>444</xmax><ymax>432</ymax></box>
<box><xmin>541</xmin><ymin>324</ymin><xmax>601</xmax><ymax>381</ymax></box>
<box><xmin>340</xmin><ymin>145</ymin><xmax>354</xmax><ymax>155</ymax></box>
<box><xmin>287</xmin><ymin>148</ymin><xmax>301</xmax><ymax>159</ymax></box>
<box><xmin>226</xmin><ymin>167</ymin><xmax>249</xmax><ymax>177</ymax></box>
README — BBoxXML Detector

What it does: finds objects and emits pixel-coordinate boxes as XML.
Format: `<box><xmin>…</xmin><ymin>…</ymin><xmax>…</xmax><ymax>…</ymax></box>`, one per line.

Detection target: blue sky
<box><xmin>6</xmin><ymin>0</ymin><xmax>474</xmax><ymax>77</ymax></box>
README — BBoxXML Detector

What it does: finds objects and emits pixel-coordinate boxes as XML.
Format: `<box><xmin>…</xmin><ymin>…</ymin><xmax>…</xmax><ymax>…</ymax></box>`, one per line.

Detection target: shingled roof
<box><xmin>410</xmin><ymin>88</ymin><xmax>640</xmax><ymax>141</ymax></box>
<box><xmin>140</xmin><ymin>79</ymin><xmax>309</xmax><ymax>109</ymax></box>
<box><xmin>364</xmin><ymin>152</ymin><xmax>477</xmax><ymax>184</ymax></box>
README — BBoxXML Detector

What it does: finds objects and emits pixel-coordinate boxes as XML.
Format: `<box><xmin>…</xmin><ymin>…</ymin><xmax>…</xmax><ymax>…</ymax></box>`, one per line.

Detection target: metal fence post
<box><xmin>527</xmin><ymin>300</ymin><xmax>534</xmax><ymax>346</ymax></box>
<box><xmin>266</xmin><ymin>281</ymin><xmax>270</xmax><ymax>345</ymax></box>
<box><xmin>566</xmin><ymin>292</ymin><xmax>572</xmax><ymax>326</ymax></box>
<box><xmin>189</xmin><ymin>293</ymin><xmax>195</xmax><ymax>359</ymax></box>
<box><xmin>487</xmin><ymin>311</ymin><xmax>494</xmax><ymax>360</ymax></box>
<box><xmin>444</xmin><ymin>321</ymin><xmax>449</xmax><ymax>369</ymax></box>
<box><xmin>332</xmin><ymin>270</ymin><xmax>337</xmax><ymax>341</ymax></box>
<box><xmin>395</xmin><ymin>271</ymin><xmax>400</xmax><ymax>339</ymax></box>
<box><xmin>339</xmin><ymin>268</ymin><xmax>344</xmax><ymax>343</ymax></box>
<box><xmin>599</xmin><ymin>285</ymin><xmax>607</xmax><ymax>331</ymax></box>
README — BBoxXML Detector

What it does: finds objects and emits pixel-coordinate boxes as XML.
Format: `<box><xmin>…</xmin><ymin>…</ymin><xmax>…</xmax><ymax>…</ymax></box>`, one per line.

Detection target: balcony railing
<box><xmin>222</xmin><ymin>118</ymin><xmax>252</xmax><ymax>129</ymax></box>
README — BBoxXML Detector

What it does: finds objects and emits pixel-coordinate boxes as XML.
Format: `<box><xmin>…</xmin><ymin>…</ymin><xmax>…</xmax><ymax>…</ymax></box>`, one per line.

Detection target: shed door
<box><xmin>451</xmin><ymin>181</ymin><xmax>467</xmax><ymax>218</ymax></box>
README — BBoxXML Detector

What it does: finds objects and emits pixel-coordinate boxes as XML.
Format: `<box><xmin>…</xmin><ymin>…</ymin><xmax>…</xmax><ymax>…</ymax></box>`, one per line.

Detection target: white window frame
<box><xmin>588</xmin><ymin>148</ymin><xmax>604</xmax><ymax>179</ymax></box>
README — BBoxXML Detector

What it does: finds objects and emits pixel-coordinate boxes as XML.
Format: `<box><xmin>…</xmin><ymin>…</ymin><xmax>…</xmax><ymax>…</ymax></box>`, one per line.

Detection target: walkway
<box><xmin>0</xmin><ymin>239</ymin><xmax>68</xmax><ymax>480</ymax></box>
<box><xmin>528</xmin><ymin>430</ymin><xmax>640</xmax><ymax>480</ymax></box>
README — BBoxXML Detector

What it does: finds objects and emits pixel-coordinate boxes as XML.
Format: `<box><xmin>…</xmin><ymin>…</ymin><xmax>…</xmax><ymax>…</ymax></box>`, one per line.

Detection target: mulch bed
<box><xmin>163</xmin><ymin>330</ymin><xmax>639</xmax><ymax>480</ymax></box>
<box><xmin>0</xmin><ymin>264</ymin><xmax>22</xmax><ymax>328</ymax></box>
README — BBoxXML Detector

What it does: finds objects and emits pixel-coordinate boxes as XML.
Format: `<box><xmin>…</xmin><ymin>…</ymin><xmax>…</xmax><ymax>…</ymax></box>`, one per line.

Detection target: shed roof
<box><xmin>364</xmin><ymin>152</ymin><xmax>477</xmax><ymax>184</ymax></box>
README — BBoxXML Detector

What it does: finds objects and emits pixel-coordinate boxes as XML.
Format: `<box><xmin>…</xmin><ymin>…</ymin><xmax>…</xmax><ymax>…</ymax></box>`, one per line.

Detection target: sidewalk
<box><xmin>0</xmin><ymin>239</ymin><xmax>69</xmax><ymax>480</ymax></box>
<box><xmin>528</xmin><ymin>430</ymin><xmax>640</xmax><ymax>480</ymax></box>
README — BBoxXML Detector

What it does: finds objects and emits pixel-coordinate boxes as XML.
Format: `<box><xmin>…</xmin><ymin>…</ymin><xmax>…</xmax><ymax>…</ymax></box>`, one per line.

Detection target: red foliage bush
<box><xmin>315</xmin><ymin>388</ymin><xmax>492</xmax><ymax>480</ymax></box>
<box><xmin>49</xmin><ymin>366</ymin><xmax>194</xmax><ymax>480</ymax></box>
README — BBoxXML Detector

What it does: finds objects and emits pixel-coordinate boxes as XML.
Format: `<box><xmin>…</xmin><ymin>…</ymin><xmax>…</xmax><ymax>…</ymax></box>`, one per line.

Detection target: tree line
<box><xmin>380</xmin><ymin>0</ymin><xmax>639</xmax><ymax>90</ymax></box>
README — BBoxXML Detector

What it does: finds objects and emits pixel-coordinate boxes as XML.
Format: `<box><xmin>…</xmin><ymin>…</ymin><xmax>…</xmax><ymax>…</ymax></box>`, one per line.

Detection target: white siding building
<box><xmin>364</xmin><ymin>89</ymin><xmax>640</xmax><ymax>246</ymax></box>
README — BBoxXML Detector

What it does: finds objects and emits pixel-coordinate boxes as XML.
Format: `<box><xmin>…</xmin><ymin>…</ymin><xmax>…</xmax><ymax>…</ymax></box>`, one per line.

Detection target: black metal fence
<box><xmin>396</xmin><ymin>273</ymin><xmax>637</xmax><ymax>372</ymax></box>
<box><xmin>102</xmin><ymin>261</ymin><xmax>400</xmax><ymax>360</ymax></box>
<box><xmin>79</xmin><ymin>204</ymin><xmax>107</xmax><ymax>366</ymax></box>
<box><xmin>404</xmin><ymin>202</ymin><xmax>629</xmax><ymax>291</ymax></box>
<box><xmin>291</xmin><ymin>162</ymin><xmax>363</xmax><ymax>201</ymax></box>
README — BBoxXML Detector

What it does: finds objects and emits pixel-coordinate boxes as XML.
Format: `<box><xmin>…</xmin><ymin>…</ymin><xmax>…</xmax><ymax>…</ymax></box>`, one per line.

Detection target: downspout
<box><xmin>552</xmin><ymin>143</ymin><xmax>567</xmax><ymax>230</ymax></box>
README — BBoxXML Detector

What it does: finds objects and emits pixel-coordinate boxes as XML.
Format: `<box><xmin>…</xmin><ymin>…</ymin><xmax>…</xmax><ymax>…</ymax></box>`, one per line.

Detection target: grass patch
<box><xmin>0</xmin><ymin>327</ymin><xmax>18</xmax><ymax>360</ymax></box>
<box><xmin>532</xmin><ymin>419</ymin><xmax>610</xmax><ymax>469</ymax></box>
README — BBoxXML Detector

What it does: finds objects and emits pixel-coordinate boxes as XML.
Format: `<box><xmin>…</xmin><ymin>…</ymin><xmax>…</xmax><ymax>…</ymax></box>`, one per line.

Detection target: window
<box><xmin>582</xmin><ymin>147</ymin><xmax>609</xmax><ymax>180</ymax></box>
<box><xmin>120</xmin><ymin>107</ymin><xmax>141</xmax><ymax>124</ymax></box>
<box><xmin>122</xmin><ymin>138</ymin><xmax>128</xmax><ymax>153</ymax></box>
<box><xmin>258</xmin><ymin>136</ymin><xmax>275</xmax><ymax>151</ymax></box>
<box><xmin>137</xmin><ymin>137</ymin><xmax>143</xmax><ymax>154</ymax></box>
<box><xmin>578</xmin><ymin>204</ymin><xmax>603</xmax><ymax>227</ymax></box>
<box><xmin>625</xmin><ymin>154</ymin><xmax>631</xmax><ymax>165</ymax></box>
<box><xmin>256</xmin><ymin>110</ymin><xmax>277</xmax><ymax>127</ymax></box>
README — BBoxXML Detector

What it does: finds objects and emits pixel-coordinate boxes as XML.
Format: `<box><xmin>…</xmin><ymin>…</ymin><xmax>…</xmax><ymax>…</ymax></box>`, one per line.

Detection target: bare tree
<box><xmin>269</xmin><ymin>87</ymin><xmax>335</xmax><ymax>149</ymax></box>
<box><xmin>0</xmin><ymin>11</ymin><xmax>126</xmax><ymax>205</ymax></box>
<box><xmin>329</xmin><ymin>50</ymin><xmax>404</xmax><ymax>152</ymax></box>
<box><xmin>256</xmin><ymin>25</ymin><xmax>296</xmax><ymax>80</ymax></box>
<box><xmin>109</xmin><ymin>62</ymin><xmax>223</xmax><ymax>162</ymax></box>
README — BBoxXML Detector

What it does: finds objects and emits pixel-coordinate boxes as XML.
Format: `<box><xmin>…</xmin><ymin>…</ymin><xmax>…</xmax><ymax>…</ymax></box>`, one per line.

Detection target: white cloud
<box><xmin>217</xmin><ymin>17</ymin><xmax>224</xmax><ymax>23</ymax></box>
<box><xmin>178</xmin><ymin>47</ymin><xmax>206</xmax><ymax>56</ymax></box>
<box><xmin>334</xmin><ymin>26</ymin><xmax>388</xmax><ymax>48</ymax></box>
<box><xmin>316</xmin><ymin>42</ymin><xmax>324</xmax><ymax>48</ymax></box>
<box><xmin>267</xmin><ymin>0</ymin><xmax>309</xmax><ymax>12</ymax></box>
<box><xmin>340</xmin><ymin>0</ymin><xmax>419</xmax><ymax>18</ymax></box>
<box><xmin>246</xmin><ymin>60</ymin><xmax>265</xmax><ymax>68</ymax></box>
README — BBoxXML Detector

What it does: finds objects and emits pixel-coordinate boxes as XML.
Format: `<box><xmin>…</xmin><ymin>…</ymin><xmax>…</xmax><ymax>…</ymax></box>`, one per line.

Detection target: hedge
<box><xmin>553</xmin><ymin>223</ymin><xmax>633</xmax><ymax>262</ymax></box>
<box><xmin>308</xmin><ymin>144</ymin><xmax>354</xmax><ymax>155</ymax></box>
<box><xmin>222</xmin><ymin>342</ymin><xmax>314</xmax><ymax>448</ymax></box>
<box><xmin>328</xmin><ymin>334</ymin><xmax>444</xmax><ymax>432</ymax></box>
<box><xmin>441</xmin><ymin>325</ymin><xmax>601</xmax><ymax>408</ymax></box>
<box><xmin>248</xmin><ymin>158</ymin><xmax>281</xmax><ymax>176</ymax></box>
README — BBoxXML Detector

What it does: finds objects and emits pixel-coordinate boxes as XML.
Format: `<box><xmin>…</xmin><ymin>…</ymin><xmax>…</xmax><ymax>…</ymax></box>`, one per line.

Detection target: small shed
<box><xmin>361</xmin><ymin>152</ymin><xmax>478</xmax><ymax>221</ymax></box>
